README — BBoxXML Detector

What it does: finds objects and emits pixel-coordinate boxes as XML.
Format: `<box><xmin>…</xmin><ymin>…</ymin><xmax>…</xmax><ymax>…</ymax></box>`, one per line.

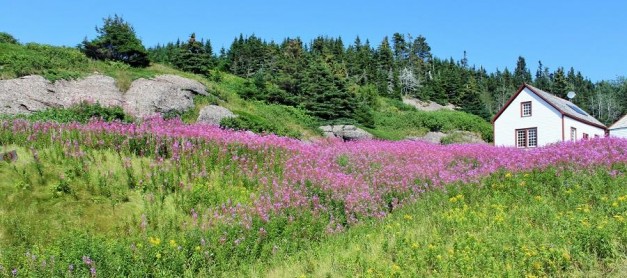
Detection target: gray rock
<box><xmin>402</xmin><ymin>97</ymin><xmax>457</xmax><ymax>112</ymax></box>
<box><xmin>53</xmin><ymin>75</ymin><xmax>123</xmax><ymax>107</ymax></box>
<box><xmin>0</xmin><ymin>75</ymin><xmax>62</xmax><ymax>114</ymax></box>
<box><xmin>414</xmin><ymin>131</ymin><xmax>448</xmax><ymax>144</ymax></box>
<box><xmin>0</xmin><ymin>74</ymin><xmax>208</xmax><ymax>118</ymax></box>
<box><xmin>123</xmin><ymin>74</ymin><xmax>207</xmax><ymax>118</ymax></box>
<box><xmin>408</xmin><ymin>131</ymin><xmax>486</xmax><ymax>144</ymax></box>
<box><xmin>197</xmin><ymin>105</ymin><xmax>236</xmax><ymax>125</ymax></box>
<box><xmin>319</xmin><ymin>125</ymin><xmax>373</xmax><ymax>141</ymax></box>
<box><xmin>0</xmin><ymin>74</ymin><xmax>122</xmax><ymax>115</ymax></box>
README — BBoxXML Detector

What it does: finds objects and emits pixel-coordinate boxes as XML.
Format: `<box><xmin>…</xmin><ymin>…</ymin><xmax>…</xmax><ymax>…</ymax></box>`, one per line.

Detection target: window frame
<box><xmin>515</xmin><ymin>127</ymin><xmax>538</xmax><ymax>148</ymax></box>
<box><xmin>521</xmin><ymin>101</ymin><xmax>532</xmax><ymax>117</ymax></box>
<box><xmin>570</xmin><ymin>127</ymin><xmax>577</xmax><ymax>142</ymax></box>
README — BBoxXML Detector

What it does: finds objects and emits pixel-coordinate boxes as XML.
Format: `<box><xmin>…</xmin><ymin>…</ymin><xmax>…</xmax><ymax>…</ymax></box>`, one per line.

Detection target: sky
<box><xmin>1</xmin><ymin>0</ymin><xmax>626</xmax><ymax>82</ymax></box>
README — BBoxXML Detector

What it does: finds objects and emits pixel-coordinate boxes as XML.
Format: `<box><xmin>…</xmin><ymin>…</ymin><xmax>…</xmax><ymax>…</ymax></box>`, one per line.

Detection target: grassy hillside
<box><xmin>0</xmin><ymin>117</ymin><xmax>625</xmax><ymax>276</ymax></box>
<box><xmin>239</xmin><ymin>167</ymin><xmax>627</xmax><ymax>277</ymax></box>
<box><xmin>0</xmin><ymin>42</ymin><xmax>493</xmax><ymax>141</ymax></box>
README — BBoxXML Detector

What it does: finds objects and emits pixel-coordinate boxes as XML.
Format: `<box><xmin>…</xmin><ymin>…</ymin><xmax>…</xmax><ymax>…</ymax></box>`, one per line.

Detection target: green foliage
<box><xmin>0</xmin><ymin>43</ymin><xmax>89</xmax><ymax>80</ymax></box>
<box><xmin>372</xmin><ymin>99</ymin><xmax>493</xmax><ymax>141</ymax></box>
<box><xmin>240</xmin><ymin>166</ymin><xmax>627</xmax><ymax>277</ymax></box>
<box><xmin>21</xmin><ymin>102</ymin><xmax>133</xmax><ymax>123</ymax></box>
<box><xmin>80</xmin><ymin>15</ymin><xmax>150</xmax><ymax>67</ymax></box>
<box><xmin>0</xmin><ymin>32</ymin><xmax>19</xmax><ymax>44</ymax></box>
<box><xmin>220</xmin><ymin>110</ymin><xmax>302</xmax><ymax>138</ymax></box>
<box><xmin>170</xmin><ymin>33</ymin><xmax>213</xmax><ymax>76</ymax></box>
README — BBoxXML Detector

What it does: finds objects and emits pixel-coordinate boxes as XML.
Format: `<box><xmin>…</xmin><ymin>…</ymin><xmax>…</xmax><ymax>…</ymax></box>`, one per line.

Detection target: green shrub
<box><xmin>24</xmin><ymin>102</ymin><xmax>133</xmax><ymax>123</ymax></box>
<box><xmin>220</xmin><ymin>111</ymin><xmax>301</xmax><ymax>138</ymax></box>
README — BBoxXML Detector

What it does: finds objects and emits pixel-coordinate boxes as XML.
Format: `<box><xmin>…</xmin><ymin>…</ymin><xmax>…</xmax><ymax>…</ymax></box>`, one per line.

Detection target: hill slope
<box><xmin>0</xmin><ymin>42</ymin><xmax>492</xmax><ymax>141</ymax></box>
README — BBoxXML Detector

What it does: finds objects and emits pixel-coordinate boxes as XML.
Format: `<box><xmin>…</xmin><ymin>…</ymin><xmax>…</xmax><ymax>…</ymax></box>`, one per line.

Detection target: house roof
<box><xmin>609</xmin><ymin>114</ymin><xmax>627</xmax><ymax>129</ymax></box>
<box><xmin>492</xmin><ymin>83</ymin><xmax>607</xmax><ymax>129</ymax></box>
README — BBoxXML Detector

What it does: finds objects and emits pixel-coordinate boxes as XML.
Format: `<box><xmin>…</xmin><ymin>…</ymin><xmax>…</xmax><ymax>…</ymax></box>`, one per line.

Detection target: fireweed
<box><xmin>1</xmin><ymin>117</ymin><xmax>626</xmax><ymax>227</ymax></box>
<box><xmin>0</xmin><ymin>117</ymin><xmax>625</xmax><ymax>275</ymax></box>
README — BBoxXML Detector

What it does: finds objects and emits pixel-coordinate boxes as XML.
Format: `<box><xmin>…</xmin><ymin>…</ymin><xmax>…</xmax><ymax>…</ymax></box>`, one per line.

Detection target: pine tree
<box><xmin>171</xmin><ymin>33</ymin><xmax>213</xmax><ymax>76</ymax></box>
<box><xmin>551</xmin><ymin>67</ymin><xmax>568</xmax><ymax>98</ymax></box>
<box><xmin>300</xmin><ymin>59</ymin><xmax>356</xmax><ymax>121</ymax></box>
<box><xmin>513</xmin><ymin>56</ymin><xmax>532</xmax><ymax>85</ymax></box>
<box><xmin>80</xmin><ymin>15</ymin><xmax>150</xmax><ymax>67</ymax></box>
<box><xmin>534</xmin><ymin>60</ymin><xmax>551</xmax><ymax>90</ymax></box>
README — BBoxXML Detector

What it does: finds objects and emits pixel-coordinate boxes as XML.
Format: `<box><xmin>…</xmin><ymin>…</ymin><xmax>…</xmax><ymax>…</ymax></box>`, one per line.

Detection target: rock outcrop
<box><xmin>197</xmin><ymin>105</ymin><xmax>236</xmax><ymax>125</ymax></box>
<box><xmin>402</xmin><ymin>97</ymin><xmax>457</xmax><ymax>112</ymax></box>
<box><xmin>0</xmin><ymin>74</ymin><xmax>209</xmax><ymax>118</ymax></box>
<box><xmin>407</xmin><ymin>131</ymin><xmax>486</xmax><ymax>144</ymax></box>
<box><xmin>320</xmin><ymin>125</ymin><xmax>373</xmax><ymax>141</ymax></box>
<box><xmin>0</xmin><ymin>75</ymin><xmax>63</xmax><ymax>114</ymax></box>
<box><xmin>124</xmin><ymin>75</ymin><xmax>208</xmax><ymax>118</ymax></box>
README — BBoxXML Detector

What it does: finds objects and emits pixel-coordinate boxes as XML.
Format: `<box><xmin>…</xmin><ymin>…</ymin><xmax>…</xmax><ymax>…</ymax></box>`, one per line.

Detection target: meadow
<box><xmin>0</xmin><ymin>117</ymin><xmax>625</xmax><ymax>277</ymax></box>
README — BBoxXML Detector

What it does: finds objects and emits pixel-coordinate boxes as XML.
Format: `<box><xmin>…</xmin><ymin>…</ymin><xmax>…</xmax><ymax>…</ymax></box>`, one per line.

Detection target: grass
<box><xmin>0</xmin><ymin>115</ymin><xmax>624</xmax><ymax>276</ymax></box>
<box><xmin>369</xmin><ymin>98</ymin><xmax>494</xmax><ymax>141</ymax></box>
<box><xmin>1</xmin><ymin>41</ymin><xmax>495</xmax><ymax>142</ymax></box>
<box><xmin>235</xmin><ymin>167</ymin><xmax>627</xmax><ymax>277</ymax></box>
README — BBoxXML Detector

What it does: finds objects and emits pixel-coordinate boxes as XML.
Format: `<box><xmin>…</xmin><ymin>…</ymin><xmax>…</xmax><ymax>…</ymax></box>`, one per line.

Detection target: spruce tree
<box><xmin>80</xmin><ymin>15</ymin><xmax>150</xmax><ymax>67</ymax></box>
<box><xmin>300</xmin><ymin>59</ymin><xmax>356</xmax><ymax>121</ymax></box>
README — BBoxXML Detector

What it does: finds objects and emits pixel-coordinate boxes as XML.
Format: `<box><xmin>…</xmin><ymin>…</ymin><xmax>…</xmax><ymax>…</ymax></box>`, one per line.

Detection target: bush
<box><xmin>220</xmin><ymin>111</ymin><xmax>301</xmax><ymax>138</ymax></box>
<box><xmin>0</xmin><ymin>43</ymin><xmax>90</xmax><ymax>80</ymax></box>
<box><xmin>0</xmin><ymin>32</ymin><xmax>19</xmax><ymax>44</ymax></box>
<box><xmin>24</xmin><ymin>102</ymin><xmax>133</xmax><ymax>123</ymax></box>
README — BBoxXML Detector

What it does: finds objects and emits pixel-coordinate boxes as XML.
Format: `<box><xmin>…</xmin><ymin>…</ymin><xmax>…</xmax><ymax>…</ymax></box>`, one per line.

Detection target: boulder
<box><xmin>319</xmin><ymin>125</ymin><xmax>373</xmax><ymax>141</ymax></box>
<box><xmin>197</xmin><ymin>105</ymin><xmax>236</xmax><ymax>125</ymax></box>
<box><xmin>123</xmin><ymin>74</ymin><xmax>208</xmax><ymax>118</ymax></box>
<box><xmin>52</xmin><ymin>75</ymin><xmax>123</xmax><ymax>107</ymax></box>
<box><xmin>0</xmin><ymin>74</ymin><xmax>123</xmax><ymax>115</ymax></box>
<box><xmin>402</xmin><ymin>97</ymin><xmax>456</xmax><ymax>112</ymax></box>
<box><xmin>407</xmin><ymin>131</ymin><xmax>486</xmax><ymax>144</ymax></box>
<box><xmin>0</xmin><ymin>75</ymin><xmax>63</xmax><ymax>114</ymax></box>
<box><xmin>0</xmin><ymin>74</ymin><xmax>208</xmax><ymax>118</ymax></box>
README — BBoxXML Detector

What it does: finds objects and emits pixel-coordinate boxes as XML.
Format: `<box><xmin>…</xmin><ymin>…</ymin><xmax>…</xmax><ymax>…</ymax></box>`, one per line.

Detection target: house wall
<box><xmin>563</xmin><ymin>116</ymin><xmax>605</xmax><ymax>141</ymax></box>
<box><xmin>609</xmin><ymin>127</ymin><xmax>627</xmax><ymax>138</ymax></box>
<box><xmin>494</xmin><ymin>88</ymin><xmax>562</xmax><ymax>147</ymax></box>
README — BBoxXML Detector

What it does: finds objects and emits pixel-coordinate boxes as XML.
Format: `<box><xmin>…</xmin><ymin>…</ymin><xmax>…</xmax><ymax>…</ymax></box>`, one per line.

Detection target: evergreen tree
<box><xmin>80</xmin><ymin>15</ymin><xmax>150</xmax><ymax>67</ymax></box>
<box><xmin>300</xmin><ymin>59</ymin><xmax>356</xmax><ymax>121</ymax></box>
<box><xmin>459</xmin><ymin>76</ymin><xmax>490</xmax><ymax>120</ymax></box>
<box><xmin>171</xmin><ymin>33</ymin><xmax>213</xmax><ymax>76</ymax></box>
<box><xmin>513</xmin><ymin>56</ymin><xmax>532</xmax><ymax>85</ymax></box>
<box><xmin>551</xmin><ymin>67</ymin><xmax>568</xmax><ymax>97</ymax></box>
<box><xmin>374</xmin><ymin>37</ymin><xmax>395</xmax><ymax>97</ymax></box>
<box><xmin>534</xmin><ymin>60</ymin><xmax>551</xmax><ymax>90</ymax></box>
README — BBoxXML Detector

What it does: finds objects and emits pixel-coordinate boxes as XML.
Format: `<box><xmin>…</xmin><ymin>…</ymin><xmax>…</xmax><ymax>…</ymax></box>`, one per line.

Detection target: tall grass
<box><xmin>0</xmin><ymin>117</ymin><xmax>625</xmax><ymax>276</ymax></box>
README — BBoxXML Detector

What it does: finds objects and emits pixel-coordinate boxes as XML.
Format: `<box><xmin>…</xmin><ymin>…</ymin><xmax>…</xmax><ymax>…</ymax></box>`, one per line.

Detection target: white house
<box><xmin>609</xmin><ymin>114</ymin><xmax>627</xmax><ymax>138</ymax></box>
<box><xmin>492</xmin><ymin>84</ymin><xmax>606</xmax><ymax>148</ymax></box>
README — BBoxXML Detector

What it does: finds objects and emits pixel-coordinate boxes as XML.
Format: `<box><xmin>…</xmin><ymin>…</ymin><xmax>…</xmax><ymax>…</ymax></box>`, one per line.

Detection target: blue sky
<box><xmin>2</xmin><ymin>0</ymin><xmax>625</xmax><ymax>81</ymax></box>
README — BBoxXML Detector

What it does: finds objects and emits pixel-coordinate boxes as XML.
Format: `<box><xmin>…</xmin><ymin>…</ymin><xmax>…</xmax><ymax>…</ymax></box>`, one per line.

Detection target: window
<box><xmin>516</xmin><ymin>128</ymin><xmax>538</xmax><ymax>148</ymax></box>
<box><xmin>521</xmin><ymin>101</ymin><xmax>532</xmax><ymax>117</ymax></box>
<box><xmin>570</xmin><ymin>127</ymin><xmax>577</xmax><ymax>142</ymax></box>
<box><xmin>583</xmin><ymin>133</ymin><xmax>589</xmax><ymax>140</ymax></box>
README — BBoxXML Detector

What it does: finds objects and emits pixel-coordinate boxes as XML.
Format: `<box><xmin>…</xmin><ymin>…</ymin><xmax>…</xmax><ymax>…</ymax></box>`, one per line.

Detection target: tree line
<box><xmin>18</xmin><ymin>15</ymin><xmax>626</xmax><ymax>126</ymax></box>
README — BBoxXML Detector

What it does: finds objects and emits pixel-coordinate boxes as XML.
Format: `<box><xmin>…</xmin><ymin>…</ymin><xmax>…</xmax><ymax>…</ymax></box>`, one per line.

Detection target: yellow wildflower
<box><xmin>505</xmin><ymin>172</ymin><xmax>512</xmax><ymax>178</ymax></box>
<box><xmin>195</xmin><ymin>246</ymin><xmax>201</xmax><ymax>251</ymax></box>
<box><xmin>403</xmin><ymin>214</ymin><xmax>413</xmax><ymax>220</ymax></box>
<box><xmin>391</xmin><ymin>264</ymin><xmax>401</xmax><ymax>272</ymax></box>
<box><xmin>562</xmin><ymin>251</ymin><xmax>571</xmax><ymax>261</ymax></box>
<box><xmin>155</xmin><ymin>253</ymin><xmax>161</xmax><ymax>259</ymax></box>
<box><xmin>169</xmin><ymin>239</ymin><xmax>177</xmax><ymax>248</ymax></box>
<box><xmin>149</xmin><ymin>236</ymin><xmax>161</xmax><ymax>246</ymax></box>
